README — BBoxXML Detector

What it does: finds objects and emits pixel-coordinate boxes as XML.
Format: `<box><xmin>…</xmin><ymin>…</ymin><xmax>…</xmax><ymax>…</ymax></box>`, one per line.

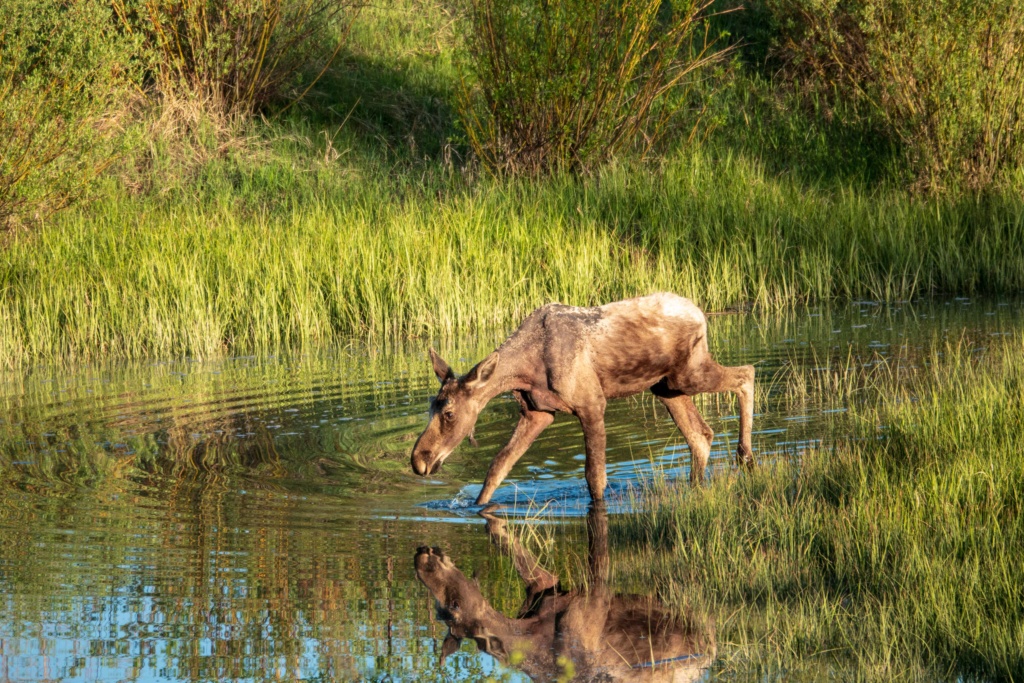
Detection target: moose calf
<box><xmin>411</xmin><ymin>292</ymin><xmax>755</xmax><ymax>504</ymax></box>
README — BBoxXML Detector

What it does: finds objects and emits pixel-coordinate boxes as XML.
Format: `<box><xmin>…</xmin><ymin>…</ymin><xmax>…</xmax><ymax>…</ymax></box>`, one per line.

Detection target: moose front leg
<box><xmin>735</xmin><ymin>365</ymin><xmax>756</xmax><ymax>468</ymax></box>
<box><xmin>578</xmin><ymin>405</ymin><xmax>608</xmax><ymax>500</ymax></box>
<box><xmin>476</xmin><ymin>396</ymin><xmax>555</xmax><ymax>505</ymax></box>
<box><xmin>480</xmin><ymin>505</ymin><xmax>559</xmax><ymax>594</ymax></box>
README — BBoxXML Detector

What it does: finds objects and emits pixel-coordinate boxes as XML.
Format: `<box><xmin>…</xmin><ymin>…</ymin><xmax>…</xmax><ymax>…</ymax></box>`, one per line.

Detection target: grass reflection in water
<box><xmin>0</xmin><ymin>300</ymin><xmax>1022</xmax><ymax>680</ymax></box>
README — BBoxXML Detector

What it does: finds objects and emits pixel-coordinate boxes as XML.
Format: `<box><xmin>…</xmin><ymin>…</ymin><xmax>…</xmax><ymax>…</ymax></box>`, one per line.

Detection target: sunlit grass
<box><xmin>3</xmin><ymin>147</ymin><xmax>1023</xmax><ymax>368</ymax></box>
<box><xmin>613</xmin><ymin>335</ymin><xmax>1024</xmax><ymax>681</ymax></box>
<box><xmin>1</xmin><ymin>1</ymin><xmax>1023</xmax><ymax>368</ymax></box>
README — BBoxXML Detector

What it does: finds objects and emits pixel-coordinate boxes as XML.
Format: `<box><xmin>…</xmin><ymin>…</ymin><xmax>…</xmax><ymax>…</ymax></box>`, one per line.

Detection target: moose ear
<box><xmin>440</xmin><ymin>632</ymin><xmax>462</xmax><ymax>665</ymax></box>
<box><xmin>475</xmin><ymin>635</ymin><xmax>508</xmax><ymax>659</ymax></box>
<box><xmin>466</xmin><ymin>352</ymin><xmax>499</xmax><ymax>388</ymax></box>
<box><xmin>430</xmin><ymin>348</ymin><xmax>455</xmax><ymax>385</ymax></box>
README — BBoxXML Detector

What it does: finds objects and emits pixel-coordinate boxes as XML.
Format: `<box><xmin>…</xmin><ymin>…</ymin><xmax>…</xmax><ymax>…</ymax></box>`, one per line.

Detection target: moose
<box><xmin>415</xmin><ymin>503</ymin><xmax>716</xmax><ymax>681</ymax></box>
<box><xmin>411</xmin><ymin>292</ymin><xmax>755</xmax><ymax>504</ymax></box>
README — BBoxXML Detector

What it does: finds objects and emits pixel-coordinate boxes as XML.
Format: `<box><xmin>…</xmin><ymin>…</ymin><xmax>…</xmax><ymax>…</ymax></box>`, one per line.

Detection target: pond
<box><xmin>0</xmin><ymin>299</ymin><xmax>1021</xmax><ymax>681</ymax></box>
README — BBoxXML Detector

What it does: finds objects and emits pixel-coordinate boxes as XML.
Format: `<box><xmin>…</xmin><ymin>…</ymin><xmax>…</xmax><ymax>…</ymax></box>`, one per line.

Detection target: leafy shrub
<box><xmin>0</xmin><ymin>1</ymin><xmax>133</xmax><ymax>229</ymax></box>
<box><xmin>456</xmin><ymin>0</ymin><xmax>728</xmax><ymax>175</ymax></box>
<box><xmin>766</xmin><ymin>0</ymin><xmax>1024</xmax><ymax>192</ymax></box>
<box><xmin>113</xmin><ymin>0</ymin><xmax>356</xmax><ymax>116</ymax></box>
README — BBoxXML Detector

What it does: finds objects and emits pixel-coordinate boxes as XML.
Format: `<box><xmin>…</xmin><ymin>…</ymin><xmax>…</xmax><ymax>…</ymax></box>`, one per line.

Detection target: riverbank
<box><xmin>615</xmin><ymin>334</ymin><xmax>1024</xmax><ymax>680</ymax></box>
<box><xmin>2</xmin><ymin>2</ymin><xmax>1023</xmax><ymax>369</ymax></box>
<box><xmin>3</xmin><ymin>145</ymin><xmax>1024</xmax><ymax>368</ymax></box>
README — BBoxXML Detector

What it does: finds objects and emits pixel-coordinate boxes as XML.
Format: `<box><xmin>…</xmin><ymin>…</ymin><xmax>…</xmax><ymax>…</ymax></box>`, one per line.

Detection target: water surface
<box><xmin>1</xmin><ymin>300</ymin><xmax>1021</xmax><ymax>681</ymax></box>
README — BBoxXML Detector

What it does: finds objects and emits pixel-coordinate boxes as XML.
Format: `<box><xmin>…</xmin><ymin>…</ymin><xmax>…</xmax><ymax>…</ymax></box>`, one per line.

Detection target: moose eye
<box><xmin>443</xmin><ymin>410</ymin><xmax>455</xmax><ymax>421</ymax></box>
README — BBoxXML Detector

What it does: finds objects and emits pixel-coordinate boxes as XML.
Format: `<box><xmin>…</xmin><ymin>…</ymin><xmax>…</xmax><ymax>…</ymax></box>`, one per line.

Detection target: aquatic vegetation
<box><xmin>615</xmin><ymin>335</ymin><xmax>1024</xmax><ymax>680</ymax></box>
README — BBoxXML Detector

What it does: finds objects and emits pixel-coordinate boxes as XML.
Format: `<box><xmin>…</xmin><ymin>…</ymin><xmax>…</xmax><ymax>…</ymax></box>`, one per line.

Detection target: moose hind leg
<box><xmin>689</xmin><ymin>363</ymin><xmax>755</xmax><ymax>468</ymax></box>
<box><xmin>657</xmin><ymin>393</ymin><xmax>713</xmax><ymax>484</ymax></box>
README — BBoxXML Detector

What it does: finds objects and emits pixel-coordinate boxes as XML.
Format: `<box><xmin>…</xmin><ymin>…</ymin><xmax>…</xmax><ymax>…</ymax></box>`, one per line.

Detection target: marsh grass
<box><xmin>612</xmin><ymin>335</ymin><xmax>1024</xmax><ymax>680</ymax></box>
<box><xmin>2</xmin><ymin>0</ymin><xmax>1024</xmax><ymax>368</ymax></box>
<box><xmin>4</xmin><ymin>146</ymin><xmax>1024</xmax><ymax>368</ymax></box>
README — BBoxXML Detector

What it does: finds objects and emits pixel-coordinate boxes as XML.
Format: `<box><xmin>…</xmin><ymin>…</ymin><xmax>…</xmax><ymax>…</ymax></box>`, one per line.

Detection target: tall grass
<box><xmin>2</xmin><ymin>0</ymin><xmax>1023</xmax><ymax>368</ymax></box>
<box><xmin>2</xmin><ymin>144</ymin><xmax>1023</xmax><ymax>367</ymax></box>
<box><xmin>614</xmin><ymin>336</ymin><xmax>1024</xmax><ymax>680</ymax></box>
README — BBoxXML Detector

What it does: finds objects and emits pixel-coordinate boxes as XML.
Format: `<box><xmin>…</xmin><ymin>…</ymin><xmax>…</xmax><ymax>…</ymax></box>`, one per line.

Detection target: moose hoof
<box><xmin>736</xmin><ymin>446</ymin><xmax>755</xmax><ymax>469</ymax></box>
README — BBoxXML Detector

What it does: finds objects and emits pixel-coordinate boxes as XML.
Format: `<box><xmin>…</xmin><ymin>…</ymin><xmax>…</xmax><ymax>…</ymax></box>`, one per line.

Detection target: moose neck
<box><xmin>476</xmin><ymin>351</ymin><xmax>536</xmax><ymax>403</ymax></box>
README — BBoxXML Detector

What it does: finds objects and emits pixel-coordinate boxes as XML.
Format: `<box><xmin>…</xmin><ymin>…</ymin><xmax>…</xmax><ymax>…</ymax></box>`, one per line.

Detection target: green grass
<box><xmin>0</xmin><ymin>0</ymin><xmax>1022</xmax><ymax>368</ymax></box>
<box><xmin>3</xmin><ymin>145</ymin><xmax>1023</xmax><ymax>367</ymax></box>
<box><xmin>611</xmin><ymin>337</ymin><xmax>1024</xmax><ymax>681</ymax></box>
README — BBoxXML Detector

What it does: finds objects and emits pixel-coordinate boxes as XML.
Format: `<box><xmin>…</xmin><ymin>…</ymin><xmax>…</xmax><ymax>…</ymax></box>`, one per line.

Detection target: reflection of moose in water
<box><xmin>415</xmin><ymin>503</ymin><xmax>716</xmax><ymax>681</ymax></box>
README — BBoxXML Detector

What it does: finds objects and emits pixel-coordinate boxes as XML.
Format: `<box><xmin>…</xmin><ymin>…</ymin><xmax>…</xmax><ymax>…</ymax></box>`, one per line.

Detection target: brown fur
<box><xmin>415</xmin><ymin>503</ymin><xmax>716</xmax><ymax>681</ymax></box>
<box><xmin>411</xmin><ymin>292</ymin><xmax>756</xmax><ymax>503</ymax></box>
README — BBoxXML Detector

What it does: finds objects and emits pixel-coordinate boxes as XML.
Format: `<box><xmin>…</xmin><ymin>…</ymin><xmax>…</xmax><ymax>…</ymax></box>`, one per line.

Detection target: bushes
<box><xmin>113</xmin><ymin>0</ymin><xmax>356</xmax><ymax>116</ymax></box>
<box><xmin>1</xmin><ymin>0</ymin><xmax>357</xmax><ymax>229</ymax></box>
<box><xmin>456</xmin><ymin>0</ymin><xmax>728</xmax><ymax>175</ymax></box>
<box><xmin>0</xmin><ymin>1</ymin><xmax>132</xmax><ymax>229</ymax></box>
<box><xmin>766</xmin><ymin>0</ymin><xmax>1024</xmax><ymax>192</ymax></box>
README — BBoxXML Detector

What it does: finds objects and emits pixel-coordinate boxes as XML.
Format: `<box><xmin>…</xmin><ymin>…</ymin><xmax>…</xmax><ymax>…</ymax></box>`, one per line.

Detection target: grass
<box><xmin>0</xmin><ymin>0</ymin><xmax>1022</xmax><ymax>370</ymax></box>
<box><xmin>2</xmin><ymin>147</ymin><xmax>1023</xmax><ymax>368</ymax></box>
<box><xmin>609</xmin><ymin>336</ymin><xmax>1024</xmax><ymax>681</ymax></box>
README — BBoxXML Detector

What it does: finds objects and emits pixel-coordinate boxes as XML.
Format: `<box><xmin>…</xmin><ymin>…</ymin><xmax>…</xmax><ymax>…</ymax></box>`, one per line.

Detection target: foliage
<box><xmin>455</xmin><ymin>0</ymin><xmax>729</xmax><ymax>175</ymax></box>
<box><xmin>2</xmin><ymin>144</ymin><xmax>1024</xmax><ymax>367</ymax></box>
<box><xmin>0</xmin><ymin>0</ymin><xmax>133</xmax><ymax>230</ymax></box>
<box><xmin>616</xmin><ymin>336</ymin><xmax>1024</xmax><ymax>680</ymax></box>
<box><xmin>765</xmin><ymin>0</ymin><xmax>1024</xmax><ymax>192</ymax></box>
<box><xmin>2</xmin><ymin>1</ymin><xmax>1024</xmax><ymax>365</ymax></box>
<box><xmin>112</xmin><ymin>0</ymin><xmax>356</xmax><ymax>116</ymax></box>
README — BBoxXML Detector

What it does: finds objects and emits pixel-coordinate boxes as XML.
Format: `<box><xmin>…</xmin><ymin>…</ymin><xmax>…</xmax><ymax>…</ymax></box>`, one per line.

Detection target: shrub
<box><xmin>767</xmin><ymin>0</ymin><xmax>1024</xmax><ymax>192</ymax></box>
<box><xmin>113</xmin><ymin>0</ymin><xmax>357</xmax><ymax>116</ymax></box>
<box><xmin>0</xmin><ymin>1</ymin><xmax>132</xmax><ymax>230</ymax></box>
<box><xmin>456</xmin><ymin>0</ymin><xmax>728</xmax><ymax>175</ymax></box>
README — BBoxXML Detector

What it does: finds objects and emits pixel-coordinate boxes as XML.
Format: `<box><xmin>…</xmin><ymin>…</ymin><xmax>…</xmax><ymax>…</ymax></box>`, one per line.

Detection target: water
<box><xmin>0</xmin><ymin>300</ymin><xmax>1021</xmax><ymax>681</ymax></box>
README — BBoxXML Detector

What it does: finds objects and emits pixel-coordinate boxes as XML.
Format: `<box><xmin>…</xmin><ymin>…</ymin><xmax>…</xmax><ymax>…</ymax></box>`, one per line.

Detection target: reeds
<box><xmin>2</xmin><ymin>145</ymin><xmax>1023</xmax><ymax>368</ymax></box>
<box><xmin>614</xmin><ymin>335</ymin><xmax>1024</xmax><ymax>680</ymax></box>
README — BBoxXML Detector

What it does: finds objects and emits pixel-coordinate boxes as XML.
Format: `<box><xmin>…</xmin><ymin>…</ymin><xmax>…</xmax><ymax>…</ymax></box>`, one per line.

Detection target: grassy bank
<box><xmin>1</xmin><ymin>1</ymin><xmax>1023</xmax><ymax>368</ymax></box>
<box><xmin>3</xmin><ymin>147</ymin><xmax>1024</xmax><ymax>367</ymax></box>
<box><xmin>613</xmin><ymin>337</ymin><xmax>1024</xmax><ymax>680</ymax></box>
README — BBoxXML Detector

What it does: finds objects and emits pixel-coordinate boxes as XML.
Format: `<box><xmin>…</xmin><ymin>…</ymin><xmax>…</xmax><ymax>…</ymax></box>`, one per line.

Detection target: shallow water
<box><xmin>0</xmin><ymin>299</ymin><xmax>1021</xmax><ymax>681</ymax></box>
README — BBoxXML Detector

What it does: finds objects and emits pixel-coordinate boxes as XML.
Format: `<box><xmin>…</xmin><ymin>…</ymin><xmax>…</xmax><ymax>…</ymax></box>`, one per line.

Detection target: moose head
<box><xmin>410</xmin><ymin>349</ymin><xmax>500</xmax><ymax>477</ymax></box>
<box><xmin>413</xmin><ymin>545</ymin><xmax>511</xmax><ymax>664</ymax></box>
